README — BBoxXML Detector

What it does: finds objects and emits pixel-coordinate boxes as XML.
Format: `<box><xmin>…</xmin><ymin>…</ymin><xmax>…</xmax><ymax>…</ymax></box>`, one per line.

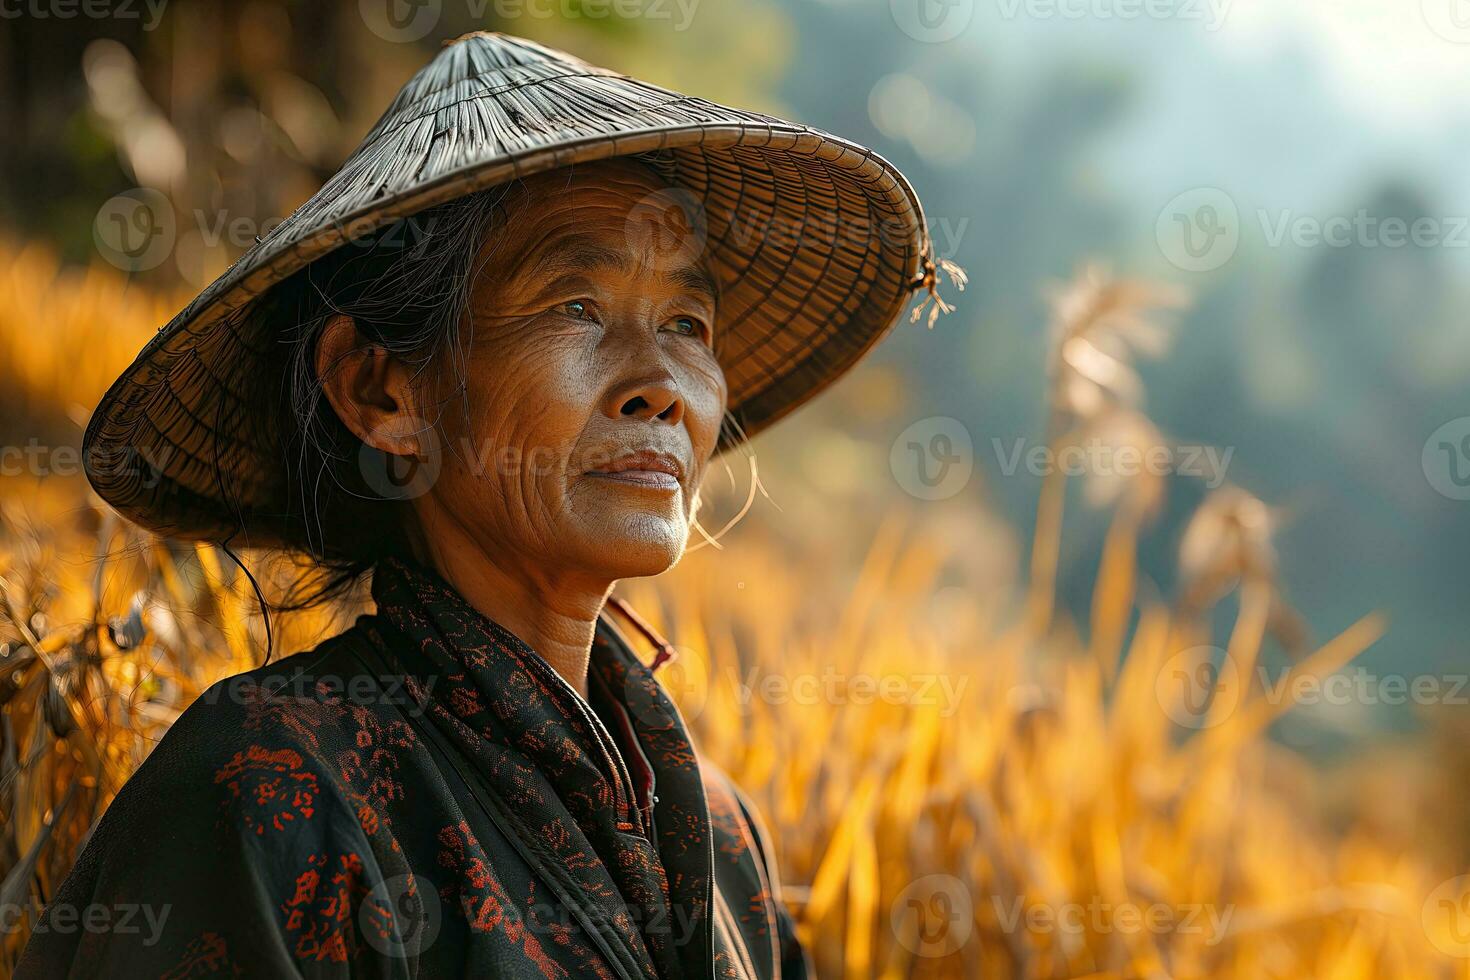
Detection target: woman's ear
<box><xmin>314</xmin><ymin>314</ymin><xmax>426</xmax><ymax>457</ymax></box>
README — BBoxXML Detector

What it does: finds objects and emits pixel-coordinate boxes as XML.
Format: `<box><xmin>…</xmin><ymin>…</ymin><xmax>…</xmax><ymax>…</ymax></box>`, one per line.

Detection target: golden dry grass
<box><xmin>1</xmin><ymin>245</ymin><xmax>1466</xmax><ymax>978</ymax></box>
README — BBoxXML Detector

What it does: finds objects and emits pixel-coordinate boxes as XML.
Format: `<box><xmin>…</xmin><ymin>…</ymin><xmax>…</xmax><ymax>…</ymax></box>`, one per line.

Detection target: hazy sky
<box><xmin>930</xmin><ymin>0</ymin><xmax>1470</xmax><ymax>269</ymax></box>
<box><xmin>1224</xmin><ymin>0</ymin><xmax>1470</xmax><ymax>127</ymax></box>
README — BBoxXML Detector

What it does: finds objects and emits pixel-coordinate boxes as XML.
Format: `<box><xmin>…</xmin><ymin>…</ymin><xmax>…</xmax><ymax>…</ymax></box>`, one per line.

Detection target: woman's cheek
<box><xmin>688</xmin><ymin>375</ymin><xmax>728</xmax><ymax>459</ymax></box>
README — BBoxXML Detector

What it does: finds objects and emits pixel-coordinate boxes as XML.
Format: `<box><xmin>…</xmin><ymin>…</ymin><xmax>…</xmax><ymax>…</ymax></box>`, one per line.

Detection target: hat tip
<box><xmin>443</xmin><ymin>30</ymin><xmax>506</xmax><ymax>48</ymax></box>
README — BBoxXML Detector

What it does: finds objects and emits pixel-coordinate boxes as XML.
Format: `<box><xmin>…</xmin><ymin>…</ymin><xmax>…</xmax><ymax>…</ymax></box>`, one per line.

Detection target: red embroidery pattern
<box><xmin>334</xmin><ymin>705</ymin><xmax>414</xmax><ymax>815</ymax></box>
<box><xmin>435</xmin><ymin>821</ymin><xmax>572</xmax><ymax>977</ymax></box>
<box><xmin>213</xmin><ymin>746</ymin><xmax>318</xmax><ymax>836</ymax></box>
<box><xmin>280</xmin><ymin>852</ymin><xmax>369</xmax><ymax>963</ymax></box>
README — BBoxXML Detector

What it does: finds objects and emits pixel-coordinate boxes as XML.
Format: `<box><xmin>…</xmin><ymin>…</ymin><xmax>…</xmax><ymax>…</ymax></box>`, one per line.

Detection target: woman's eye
<box><xmin>668</xmin><ymin>316</ymin><xmax>706</xmax><ymax>340</ymax></box>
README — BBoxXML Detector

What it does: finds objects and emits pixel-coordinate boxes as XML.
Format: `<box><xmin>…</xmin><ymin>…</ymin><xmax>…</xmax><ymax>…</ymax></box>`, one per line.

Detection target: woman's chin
<box><xmin>572</xmin><ymin>511</ymin><xmax>688</xmax><ymax>579</ymax></box>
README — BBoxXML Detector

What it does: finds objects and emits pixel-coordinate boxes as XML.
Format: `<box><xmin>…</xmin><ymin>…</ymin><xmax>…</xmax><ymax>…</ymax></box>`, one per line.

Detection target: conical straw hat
<box><xmin>83</xmin><ymin>32</ymin><xmax>950</xmax><ymax>547</ymax></box>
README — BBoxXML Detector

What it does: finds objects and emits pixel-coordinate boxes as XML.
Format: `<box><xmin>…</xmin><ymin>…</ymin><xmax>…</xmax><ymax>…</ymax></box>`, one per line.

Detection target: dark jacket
<box><xmin>18</xmin><ymin>558</ymin><xmax>807</xmax><ymax>979</ymax></box>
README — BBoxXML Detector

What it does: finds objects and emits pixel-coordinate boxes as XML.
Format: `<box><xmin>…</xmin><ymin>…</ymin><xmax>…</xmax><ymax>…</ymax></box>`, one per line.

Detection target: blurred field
<box><xmin>1</xmin><ymin>243</ymin><xmax>1468</xmax><ymax>979</ymax></box>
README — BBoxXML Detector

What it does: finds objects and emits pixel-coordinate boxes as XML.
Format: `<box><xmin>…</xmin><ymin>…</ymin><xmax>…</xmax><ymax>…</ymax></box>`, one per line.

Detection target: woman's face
<box><xmin>413</xmin><ymin>159</ymin><xmax>726</xmax><ymax>583</ymax></box>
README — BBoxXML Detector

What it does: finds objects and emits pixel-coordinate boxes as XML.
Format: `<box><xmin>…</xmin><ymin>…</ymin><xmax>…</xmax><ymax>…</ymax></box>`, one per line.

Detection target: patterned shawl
<box><xmin>17</xmin><ymin>557</ymin><xmax>806</xmax><ymax>979</ymax></box>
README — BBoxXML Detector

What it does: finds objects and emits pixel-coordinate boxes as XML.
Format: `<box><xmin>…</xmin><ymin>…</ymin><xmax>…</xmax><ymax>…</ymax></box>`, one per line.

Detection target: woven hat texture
<box><xmin>83</xmin><ymin>32</ymin><xmax>945</xmax><ymax>546</ymax></box>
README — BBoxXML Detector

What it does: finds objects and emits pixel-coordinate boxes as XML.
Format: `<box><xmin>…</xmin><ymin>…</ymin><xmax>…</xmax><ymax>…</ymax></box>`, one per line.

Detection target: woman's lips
<box><xmin>584</xmin><ymin>450</ymin><xmax>683</xmax><ymax>490</ymax></box>
<box><xmin>586</xmin><ymin>469</ymin><xmax>681</xmax><ymax>489</ymax></box>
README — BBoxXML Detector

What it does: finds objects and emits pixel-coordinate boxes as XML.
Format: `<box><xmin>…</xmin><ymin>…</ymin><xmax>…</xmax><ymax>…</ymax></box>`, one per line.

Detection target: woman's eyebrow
<box><xmin>668</xmin><ymin>265</ymin><xmax>719</xmax><ymax>307</ymax></box>
<box><xmin>541</xmin><ymin>241</ymin><xmax>627</xmax><ymax>275</ymax></box>
<box><xmin>520</xmin><ymin>236</ymin><xmax>637</xmax><ymax>281</ymax></box>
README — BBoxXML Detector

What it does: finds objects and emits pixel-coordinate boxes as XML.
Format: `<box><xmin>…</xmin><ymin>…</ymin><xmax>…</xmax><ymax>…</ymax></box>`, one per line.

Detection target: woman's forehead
<box><xmin>477</xmin><ymin>163</ymin><xmax>717</xmax><ymax>305</ymax></box>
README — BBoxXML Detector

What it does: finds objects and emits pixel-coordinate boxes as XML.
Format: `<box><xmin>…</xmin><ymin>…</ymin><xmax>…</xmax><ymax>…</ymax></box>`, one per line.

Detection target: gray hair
<box><xmin>267</xmin><ymin>187</ymin><xmax>509</xmax><ymax>583</ymax></box>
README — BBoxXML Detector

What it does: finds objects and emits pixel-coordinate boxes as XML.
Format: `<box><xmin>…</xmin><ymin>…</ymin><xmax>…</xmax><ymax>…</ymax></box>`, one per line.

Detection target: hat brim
<box><xmin>83</xmin><ymin>35</ymin><xmax>929</xmax><ymax>547</ymax></box>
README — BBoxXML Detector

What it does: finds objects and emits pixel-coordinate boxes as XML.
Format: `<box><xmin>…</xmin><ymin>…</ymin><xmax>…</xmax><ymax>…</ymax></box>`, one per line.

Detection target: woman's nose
<box><xmin>604</xmin><ymin>367</ymin><xmax>684</xmax><ymax>426</ymax></box>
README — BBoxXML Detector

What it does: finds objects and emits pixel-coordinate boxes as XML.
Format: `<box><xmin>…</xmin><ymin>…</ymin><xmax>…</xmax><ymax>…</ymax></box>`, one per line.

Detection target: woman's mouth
<box><xmin>584</xmin><ymin>450</ymin><xmax>683</xmax><ymax>490</ymax></box>
<box><xmin>588</xmin><ymin>470</ymin><xmax>681</xmax><ymax>489</ymax></box>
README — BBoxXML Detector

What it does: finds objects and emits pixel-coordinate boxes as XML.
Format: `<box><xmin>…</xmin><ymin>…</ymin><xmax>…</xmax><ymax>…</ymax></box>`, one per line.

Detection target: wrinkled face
<box><xmin>416</xmin><ymin>159</ymin><xmax>726</xmax><ymax>582</ymax></box>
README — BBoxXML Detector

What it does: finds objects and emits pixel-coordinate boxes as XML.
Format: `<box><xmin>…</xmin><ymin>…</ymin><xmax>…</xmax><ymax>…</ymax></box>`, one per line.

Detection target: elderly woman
<box><xmin>19</xmin><ymin>33</ymin><xmax>950</xmax><ymax>980</ymax></box>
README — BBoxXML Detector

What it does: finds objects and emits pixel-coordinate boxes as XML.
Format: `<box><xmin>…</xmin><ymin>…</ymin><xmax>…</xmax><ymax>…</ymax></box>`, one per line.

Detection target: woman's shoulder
<box><xmin>55</xmin><ymin>620</ymin><xmax>402</xmax><ymax>893</ymax></box>
<box><xmin>17</xmin><ymin>621</ymin><xmax>404</xmax><ymax>977</ymax></box>
<box><xmin>105</xmin><ymin>619</ymin><xmax>393</xmax><ymax>824</ymax></box>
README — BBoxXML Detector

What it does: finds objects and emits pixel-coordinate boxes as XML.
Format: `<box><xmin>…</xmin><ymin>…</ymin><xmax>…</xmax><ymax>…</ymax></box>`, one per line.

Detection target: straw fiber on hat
<box><xmin>83</xmin><ymin>32</ymin><xmax>943</xmax><ymax>548</ymax></box>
